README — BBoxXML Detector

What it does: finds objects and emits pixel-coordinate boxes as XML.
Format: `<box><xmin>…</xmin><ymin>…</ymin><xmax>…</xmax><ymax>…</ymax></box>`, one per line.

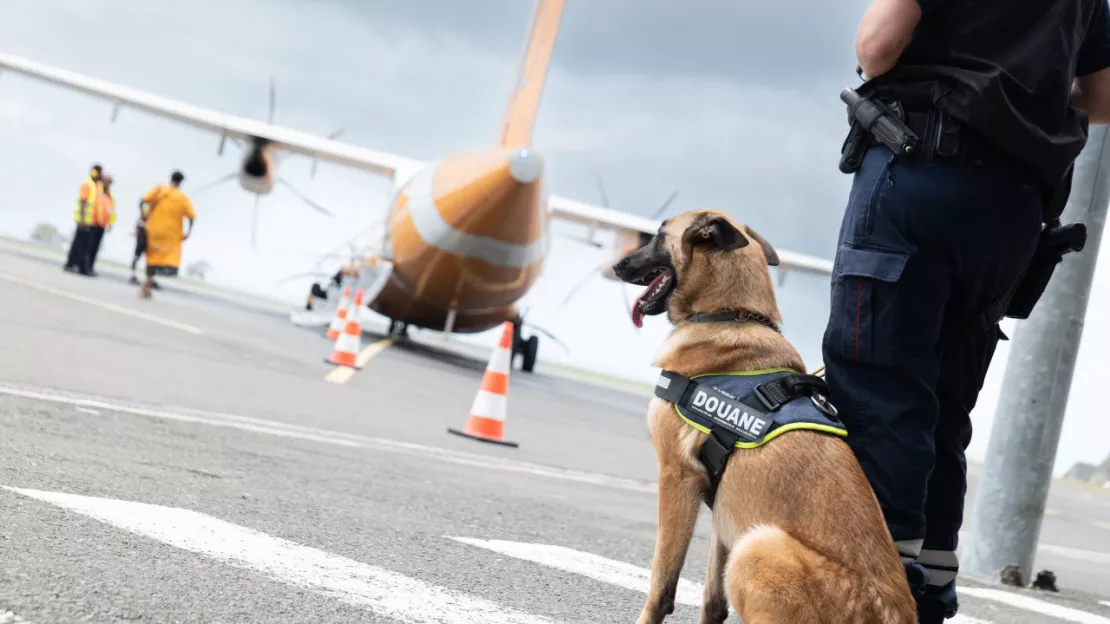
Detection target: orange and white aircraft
<box><xmin>0</xmin><ymin>0</ymin><xmax>832</xmax><ymax>372</ymax></box>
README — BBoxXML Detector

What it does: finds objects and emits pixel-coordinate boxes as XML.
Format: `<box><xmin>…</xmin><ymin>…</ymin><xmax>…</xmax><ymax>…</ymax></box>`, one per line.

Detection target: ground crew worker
<box><xmin>130</xmin><ymin>193</ymin><xmax>148</xmax><ymax>286</ymax></box>
<box><xmin>86</xmin><ymin>174</ymin><xmax>115</xmax><ymax>277</ymax></box>
<box><xmin>137</xmin><ymin>170</ymin><xmax>195</xmax><ymax>299</ymax></box>
<box><xmin>823</xmin><ymin>0</ymin><xmax>1110</xmax><ymax>621</ymax></box>
<box><xmin>64</xmin><ymin>164</ymin><xmax>103</xmax><ymax>275</ymax></box>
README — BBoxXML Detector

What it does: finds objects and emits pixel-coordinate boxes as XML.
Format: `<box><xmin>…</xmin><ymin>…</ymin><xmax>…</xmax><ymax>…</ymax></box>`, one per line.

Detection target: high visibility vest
<box><xmin>73</xmin><ymin>177</ymin><xmax>102</xmax><ymax>226</ymax></box>
<box><xmin>94</xmin><ymin>190</ymin><xmax>116</xmax><ymax>227</ymax></box>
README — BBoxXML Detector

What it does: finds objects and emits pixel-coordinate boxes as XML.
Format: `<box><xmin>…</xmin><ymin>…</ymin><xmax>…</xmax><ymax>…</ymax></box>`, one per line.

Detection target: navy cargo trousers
<box><xmin>822</xmin><ymin>142</ymin><xmax>1043</xmax><ymax>622</ymax></box>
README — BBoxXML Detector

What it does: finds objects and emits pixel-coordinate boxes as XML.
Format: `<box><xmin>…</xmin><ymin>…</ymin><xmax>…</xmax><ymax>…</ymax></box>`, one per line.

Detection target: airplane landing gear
<box><xmin>511</xmin><ymin>320</ymin><xmax>539</xmax><ymax>373</ymax></box>
<box><xmin>388</xmin><ymin>319</ymin><xmax>409</xmax><ymax>338</ymax></box>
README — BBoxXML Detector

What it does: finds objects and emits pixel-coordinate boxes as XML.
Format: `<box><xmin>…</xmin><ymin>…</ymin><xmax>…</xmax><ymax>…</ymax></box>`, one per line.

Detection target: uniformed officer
<box><xmin>822</xmin><ymin>0</ymin><xmax>1110</xmax><ymax>621</ymax></box>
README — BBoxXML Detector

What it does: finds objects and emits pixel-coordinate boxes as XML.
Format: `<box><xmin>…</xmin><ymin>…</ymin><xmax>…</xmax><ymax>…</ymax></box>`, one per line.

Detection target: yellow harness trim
<box><xmin>671</xmin><ymin>367</ymin><xmax>848</xmax><ymax>449</ymax></box>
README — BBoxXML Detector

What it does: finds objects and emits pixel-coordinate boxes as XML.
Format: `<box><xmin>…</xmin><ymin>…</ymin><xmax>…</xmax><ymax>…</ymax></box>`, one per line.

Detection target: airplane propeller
<box><xmin>190</xmin><ymin>76</ymin><xmax>341</xmax><ymax>249</ymax></box>
<box><xmin>558</xmin><ymin>174</ymin><xmax>679</xmax><ymax>333</ymax></box>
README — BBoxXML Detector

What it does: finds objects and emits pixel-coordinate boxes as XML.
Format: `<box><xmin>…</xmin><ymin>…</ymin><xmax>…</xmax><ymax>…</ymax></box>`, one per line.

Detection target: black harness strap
<box><xmin>655</xmin><ymin>370</ymin><xmax>835</xmax><ymax>509</ymax></box>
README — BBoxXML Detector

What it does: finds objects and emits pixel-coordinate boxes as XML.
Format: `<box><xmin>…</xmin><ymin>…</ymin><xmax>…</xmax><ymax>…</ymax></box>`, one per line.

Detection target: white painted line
<box><xmin>449</xmin><ymin>536</ymin><xmax>703</xmax><ymax>607</ymax></box>
<box><xmin>448</xmin><ymin>537</ymin><xmax>1004</xmax><ymax>622</ymax></box>
<box><xmin>1039</xmin><ymin>543</ymin><xmax>1110</xmax><ymax>565</ymax></box>
<box><xmin>1101</xmin><ymin>600</ymin><xmax>1110</xmax><ymax>607</ymax></box>
<box><xmin>3</xmin><ymin>486</ymin><xmax>556</xmax><ymax>624</ymax></box>
<box><xmin>74</xmin><ymin>407</ymin><xmax>100</xmax><ymax>416</ymax></box>
<box><xmin>0</xmin><ymin>272</ymin><xmax>204</xmax><ymax>335</ymax></box>
<box><xmin>951</xmin><ymin>616</ymin><xmax>993</xmax><ymax>624</ymax></box>
<box><xmin>0</xmin><ymin>381</ymin><xmax>656</xmax><ymax>497</ymax></box>
<box><xmin>960</xmin><ymin>587</ymin><xmax>1110</xmax><ymax>624</ymax></box>
<box><xmin>957</xmin><ymin>530</ymin><xmax>1110</xmax><ymax>567</ymax></box>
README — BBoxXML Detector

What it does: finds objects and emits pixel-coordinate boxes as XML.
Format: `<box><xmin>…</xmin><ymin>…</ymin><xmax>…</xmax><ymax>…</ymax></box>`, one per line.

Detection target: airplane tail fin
<box><xmin>498</xmin><ymin>0</ymin><xmax>566</xmax><ymax>148</ymax></box>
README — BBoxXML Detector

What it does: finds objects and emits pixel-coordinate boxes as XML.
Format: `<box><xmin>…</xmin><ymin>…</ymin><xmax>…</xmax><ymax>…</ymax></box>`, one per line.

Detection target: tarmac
<box><xmin>1</xmin><ymin>238</ymin><xmax>1109</xmax><ymax>624</ymax></box>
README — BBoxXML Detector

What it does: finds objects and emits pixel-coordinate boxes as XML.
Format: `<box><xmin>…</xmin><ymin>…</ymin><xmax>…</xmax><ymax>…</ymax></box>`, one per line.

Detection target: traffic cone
<box><xmin>448</xmin><ymin>321</ymin><xmax>519</xmax><ymax>447</ymax></box>
<box><xmin>326</xmin><ymin>289</ymin><xmax>364</xmax><ymax>368</ymax></box>
<box><xmin>326</xmin><ymin>285</ymin><xmax>352</xmax><ymax>340</ymax></box>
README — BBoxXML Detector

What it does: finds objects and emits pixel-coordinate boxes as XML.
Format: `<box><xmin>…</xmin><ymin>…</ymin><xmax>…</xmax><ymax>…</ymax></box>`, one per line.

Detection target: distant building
<box><xmin>1065</xmin><ymin>453</ymin><xmax>1110</xmax><ymax>487</ymax></box>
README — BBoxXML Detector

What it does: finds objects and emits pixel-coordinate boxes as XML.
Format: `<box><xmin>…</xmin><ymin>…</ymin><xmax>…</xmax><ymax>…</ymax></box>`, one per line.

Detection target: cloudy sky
<box><xmin>0</xmin><ymin>0</ymin><xmax>1108</xmax><ymax>476</ymax></box>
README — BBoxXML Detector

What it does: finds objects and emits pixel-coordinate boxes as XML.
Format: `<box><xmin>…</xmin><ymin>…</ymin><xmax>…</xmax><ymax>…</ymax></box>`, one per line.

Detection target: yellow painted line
<box><xmin>0</xmin><ymin>272</ymin><xmax>205</xmax><ymax>335</ymax></box>
<box><xmin>325</xmin><ymin>337</ymin><xmax>395</xmax><ymax>384</ymax></box>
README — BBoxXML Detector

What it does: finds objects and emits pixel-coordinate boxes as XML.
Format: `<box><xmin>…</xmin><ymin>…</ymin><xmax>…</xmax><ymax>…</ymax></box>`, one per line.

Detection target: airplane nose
<box><xmin>406</xmin><ymin>147</ymin><xmax>547</xmax><ymax>263</ymax></box>
<box><xmin>508</xmin><ymin>148</ymin><xmax>543</xmax><ymax>184</ymax></box>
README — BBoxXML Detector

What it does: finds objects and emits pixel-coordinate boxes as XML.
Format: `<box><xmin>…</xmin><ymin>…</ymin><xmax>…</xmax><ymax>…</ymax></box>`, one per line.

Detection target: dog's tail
<box><xmin>726</xmin><ymin>524</ymin><xmax>917</xmax><ymax>624</ymax></box>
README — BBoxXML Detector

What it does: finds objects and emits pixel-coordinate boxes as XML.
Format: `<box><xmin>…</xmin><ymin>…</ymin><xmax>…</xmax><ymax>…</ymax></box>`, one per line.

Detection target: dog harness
<box><xmin>654</xmin><ymin>368</ymin><xmax>848</xmax><ymax>508</ymax></box>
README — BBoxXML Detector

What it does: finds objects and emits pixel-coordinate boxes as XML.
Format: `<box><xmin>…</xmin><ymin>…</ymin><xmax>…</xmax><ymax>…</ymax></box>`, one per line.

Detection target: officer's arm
<box><xmin>1073</xmin><ymin>70</ymin><xmax>1110</xmax><ymax>124</ymax></box>
<box><xmin>855</xmin><ymin>0</ymin><xmax>922</xmax><ymax>78</ymax></box>
<box><xmin>1073</xmin><ymin>1</ymin><xmax>1110</xmax><ymax>124</ymax></box>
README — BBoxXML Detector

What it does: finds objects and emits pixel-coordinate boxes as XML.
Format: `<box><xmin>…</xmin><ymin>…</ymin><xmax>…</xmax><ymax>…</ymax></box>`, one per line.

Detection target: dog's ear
<box><xmin>685</xmin><ymin>216</ymin><xmax>749</xmax><ymax>251</ymax></box>
<box><xmin>744</xmin><ymin>225</ymin><xmax>780</xmax><ymax>266</ymax></box>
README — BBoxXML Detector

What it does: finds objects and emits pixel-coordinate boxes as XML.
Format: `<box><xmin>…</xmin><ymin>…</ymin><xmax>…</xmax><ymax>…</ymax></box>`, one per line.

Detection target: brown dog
<box><xmin>612</xmin><ymin>210</ymin><xmax>916</xmax><ymax>624</ymax></box>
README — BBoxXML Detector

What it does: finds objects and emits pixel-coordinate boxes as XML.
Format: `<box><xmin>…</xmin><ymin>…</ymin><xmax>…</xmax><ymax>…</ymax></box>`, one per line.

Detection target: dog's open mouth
<box><xmin>631</xmin><ymin>267</ymin><xmax>676</xmax><ymax>328</ymax></box>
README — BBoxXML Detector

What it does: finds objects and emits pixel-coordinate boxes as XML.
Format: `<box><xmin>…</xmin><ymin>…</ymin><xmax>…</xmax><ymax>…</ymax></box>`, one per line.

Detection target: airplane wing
<box><xmin>0</xmin><ymin>52</ymin><xmax>424</xmax><ymax>179</ymax></box>
<box><xmin>547</xmin><ymin>194</ymin><xmax>835</xmax><ymax>277</ymax></box>
<box><xmin>0</xmin><ymin>51</ymin><xmax>832</xmax><ymax>277</ymax></box>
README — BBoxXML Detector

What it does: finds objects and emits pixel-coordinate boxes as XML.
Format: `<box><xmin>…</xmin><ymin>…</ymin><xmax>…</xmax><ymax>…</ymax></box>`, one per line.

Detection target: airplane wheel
<box><xmin>521</xmin><ymin>335</ymin><xmax>539</xmax><ymax>373</ymax></box>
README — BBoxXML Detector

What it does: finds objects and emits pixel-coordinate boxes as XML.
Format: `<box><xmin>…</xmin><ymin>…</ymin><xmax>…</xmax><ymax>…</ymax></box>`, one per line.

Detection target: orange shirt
<box><xmin>93</xmin><ymin>191</ymin><xmax>115</xmax><ymax>228</ymax></box>
<box><xmin>142</xmin><ymin>185</ymin><xmax>196</xmax><ymax>268</ymax></box>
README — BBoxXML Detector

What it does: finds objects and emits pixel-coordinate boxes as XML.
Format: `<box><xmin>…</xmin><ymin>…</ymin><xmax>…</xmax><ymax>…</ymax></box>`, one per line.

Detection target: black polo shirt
<box><xmin>867</xmin><ymin>0</ymin><xmax>1110</xmax><ymax>186</ymax></box>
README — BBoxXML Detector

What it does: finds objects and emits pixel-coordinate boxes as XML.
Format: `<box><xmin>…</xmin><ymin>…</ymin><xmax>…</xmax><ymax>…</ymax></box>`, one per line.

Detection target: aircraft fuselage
<box><xmin>368</xmin><ymin>146</ymin><xmax>550</xmax><ymax>333</ymax></box>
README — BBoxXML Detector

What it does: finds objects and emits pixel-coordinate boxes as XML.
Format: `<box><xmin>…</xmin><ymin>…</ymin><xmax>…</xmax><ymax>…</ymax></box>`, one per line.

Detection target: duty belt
<box><xmin>876</xmin><ymin>101</ymin><xmax>1031</xmax><ymax>176</ymax></box>
<box><xmin>653</xmin><ymin>368</ymin><xmax>848</xmax><ymax>508</ymax></box>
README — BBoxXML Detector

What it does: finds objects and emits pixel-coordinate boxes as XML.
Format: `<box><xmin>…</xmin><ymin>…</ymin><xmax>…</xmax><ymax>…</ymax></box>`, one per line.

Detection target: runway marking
<box><xmin>960</xmin><ymin>587</ymin><xmax>1110</xmax><ymax>624</ymax></box>
<box><xmin>325</xmin><ymin>337</ymin><xmax>395</xmax><ymax>384</ymax></box>
<box><xmin>0</xmin><ymin>381</ymin><xmax>657</xmax><ymax>495</ymax></box>
<box><xmin>448</xmin><ymin>536</ymin><xmax>994</xmax><ymax>623</ymax></box>
<box><xmin>3</xmin><ymin>486</ymin><xmax>557</xmax><ymax>624</ymax></box>
<box><xmin>956</xmin><ymin>530</ymin><xmax>1110</xmax><ymax>567</ymax></box>
<box><xmin>1039</xmin><ymin>543</ymin><xmax>1110</xmax><ymax>565</ymax></box>
<box><xmin>0</xmin><ymin>272</ymin><xmax>204</xmax><ymax>335</ymax></box>
<box><xmin>74</xmin><ymin>407</ymin><xmax>100</xmax><ymax>416</ymax></box>
<box><xmin>1102</xmin><ymin>601</ymin><xmax>1110</xmax><ymax>607</ymax></box>
<box><xmin>448</xmin><ymin>536</ymin><xmax>704</xmax><ymax>607</ymax></box>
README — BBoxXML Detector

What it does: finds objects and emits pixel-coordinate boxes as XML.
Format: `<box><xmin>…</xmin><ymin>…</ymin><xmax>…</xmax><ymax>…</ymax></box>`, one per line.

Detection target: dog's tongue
<box><xmin>632</xmin><ymin>304</ymin><xmax>644</xmax><ymax>329</ymax></box>
<box><xmin>631</xmin><ymin>272</ymin><xmax>668</xmax><ymax>329</ymax></box>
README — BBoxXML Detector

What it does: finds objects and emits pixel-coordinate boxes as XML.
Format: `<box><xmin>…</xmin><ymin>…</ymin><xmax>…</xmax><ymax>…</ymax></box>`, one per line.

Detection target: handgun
<box><xmin>841</xmin><ymin>88</ymin><xmax>920</xmax><ymax>157</ymax></box>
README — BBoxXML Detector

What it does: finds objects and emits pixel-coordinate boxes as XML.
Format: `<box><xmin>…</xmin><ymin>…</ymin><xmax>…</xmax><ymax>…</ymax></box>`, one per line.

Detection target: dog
<box><xmin>612</xmin><ymin>210</ymin><xmax>917</xmax><ymax>624</ymax></box>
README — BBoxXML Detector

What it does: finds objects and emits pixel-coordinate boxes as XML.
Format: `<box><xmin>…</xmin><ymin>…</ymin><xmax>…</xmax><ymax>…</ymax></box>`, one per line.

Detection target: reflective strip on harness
<box><xmin>656</xmin><ymin>369</ymin><xmax>848</xmax><ymax>450</ymax></box>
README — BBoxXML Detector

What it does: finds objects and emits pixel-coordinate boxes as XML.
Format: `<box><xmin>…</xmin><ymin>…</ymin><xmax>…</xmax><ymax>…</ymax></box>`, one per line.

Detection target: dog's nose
<box><xmin>612</xmin><ymin>257</ymin><xmax>629</xmax><ymax>276</ymax></box>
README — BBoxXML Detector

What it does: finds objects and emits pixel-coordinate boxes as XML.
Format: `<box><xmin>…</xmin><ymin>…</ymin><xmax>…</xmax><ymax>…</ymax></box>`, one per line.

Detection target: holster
<box><xmin>1003</xmin><ymin>240</ymin><xmax>1062</xmax><ymax>321</ymax></box>
<box><xmin>839</xmin><ymin>120</ymin><xmax>870</xmax><ymax>173</ymax></box>
<box><xmin>839</xmin><ymin>95</ymin><xmax>963</xmax><ymax>173</ymax></box>
<box><xmin>1004</xmin><ymin>222</ymin><xmax>1088</xmax><ymax>320</ymax></box>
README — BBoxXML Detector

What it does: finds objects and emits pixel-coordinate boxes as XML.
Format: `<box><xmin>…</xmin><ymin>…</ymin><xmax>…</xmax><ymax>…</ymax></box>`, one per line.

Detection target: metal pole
<box><xmin>963</xmin><ymin>124</ymin><xmax>1110</xmax><ymax>582</ymax></box>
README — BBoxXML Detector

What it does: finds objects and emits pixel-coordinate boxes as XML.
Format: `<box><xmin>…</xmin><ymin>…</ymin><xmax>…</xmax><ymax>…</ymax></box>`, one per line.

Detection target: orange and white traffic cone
<box><xmin>448</xmin><ymin>321</ymin><xmax>519</xmax><ymax>447</ymax></box>
<box><xmin>326</xmin><ymin>288</ymin><xmax>364</xmax><ymax>368</ymax></box>
<box><xmin>326</xmin><ymin>285</ymin><xmax>352</xmax><ymax>341</ymax></box>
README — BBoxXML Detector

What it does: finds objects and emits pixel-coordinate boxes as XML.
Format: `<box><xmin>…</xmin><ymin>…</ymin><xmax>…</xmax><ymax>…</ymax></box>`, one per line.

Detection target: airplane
<box><xmin>0</xmin><ymin>0</ymin><xmax>833</xmax><ymax>373</ymax></box>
